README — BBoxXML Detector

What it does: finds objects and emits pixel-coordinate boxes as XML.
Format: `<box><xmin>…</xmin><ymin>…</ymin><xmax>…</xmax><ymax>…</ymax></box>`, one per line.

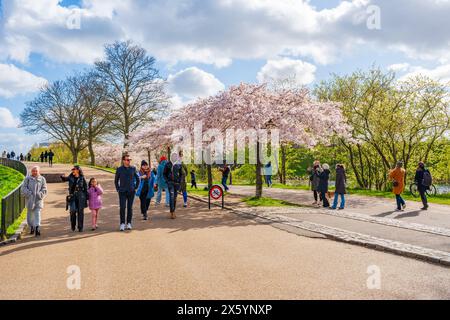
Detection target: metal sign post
<box><xmin>209</xmin><ymin>184</ymin><xmax>224</xmax><ymax>210</ymax></box>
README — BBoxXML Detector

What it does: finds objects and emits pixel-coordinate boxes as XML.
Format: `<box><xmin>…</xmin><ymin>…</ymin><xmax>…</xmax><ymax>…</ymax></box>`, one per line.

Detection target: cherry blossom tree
<box><xmin>128</xmin><ymin>82</ymin><xmax>350</xmax><ymax>198</ymax></box>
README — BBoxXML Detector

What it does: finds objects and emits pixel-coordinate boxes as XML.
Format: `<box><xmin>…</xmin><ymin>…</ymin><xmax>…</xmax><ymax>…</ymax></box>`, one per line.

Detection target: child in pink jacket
<box><xmin>88</xmin><ymin>178</ymin><xmax>103</xmax><ymax>231</ymax></box>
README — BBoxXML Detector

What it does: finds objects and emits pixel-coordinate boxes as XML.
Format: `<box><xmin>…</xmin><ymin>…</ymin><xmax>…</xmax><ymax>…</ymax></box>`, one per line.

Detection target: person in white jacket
<box><xmin>21</xmin><ymin>166</ymin><xmax>48</xmax><ymax>236</ymax></box>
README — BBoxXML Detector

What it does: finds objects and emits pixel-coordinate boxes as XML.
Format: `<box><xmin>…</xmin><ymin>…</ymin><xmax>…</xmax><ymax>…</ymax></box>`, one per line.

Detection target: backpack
<box><xmin>422</xmin><ymin>170</ymin><xmax>432</xmax><ymax>187</ymax></box>
<box><xmin>171</xmin><ymin>163</ymin><xmax>183</xmax><ymax>184</ymax></box>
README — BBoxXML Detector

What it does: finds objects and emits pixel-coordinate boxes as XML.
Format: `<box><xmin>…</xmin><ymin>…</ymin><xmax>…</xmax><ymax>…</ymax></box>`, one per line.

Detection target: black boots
<box><xmin>30</xmin><ymin>226</ymin><xmax>35</xmax><ymax>235</ymax></box>
<box><xmin>35</xmin><ymin>226</ymin><xmax>41</xmax><ymax>237</ymax></box>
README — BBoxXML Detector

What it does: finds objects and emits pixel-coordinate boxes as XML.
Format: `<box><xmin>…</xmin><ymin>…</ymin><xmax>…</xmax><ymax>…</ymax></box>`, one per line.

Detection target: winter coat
<box><xmin>389</xmin><ymin>167</ymin><xmax>406</xmax><ymax>195</ymax></box>
<box><xmin>335</xmin><ymin>167</ymin><xmax>347</xmax><ymax>194</ymax></box>
<box><xmin>66</xmin><ymin>174</ymin><xmax>88</xmax><ymax>212</ymax></box>
<box><xmin>115</xmin><ymin>166</ymin><xmax>139</xmax><ymax>193</ymax></box>
<box><xmin>136</xmin><ymin>170</ymin><xmax>156</xmax><ymax>199</ymax></box>
<box><xmin>163</xmin><ymin>161</ymin><xmax>183</xmax><ymax>185</ymax></box>
<box><xmin>88</xmin><ymin>185</ymin><xmax>103</xmax><ymax>210</ymax></box>
<box><xmin>318</xmin><ymin>169</ymin><xmax>330</xmax><ymax>193</ymax></box>
<box><xmin>310</xmin><ymin>167</ymin><xmax>321</xmax><ymax>191</ymax></box>
<box><xmin>414</xmin><ymin>168</ymin><xmax>430</xmax><ymax>192</ymax></box>
<box><xmin>156</xmin><ymin>160</ymin><xmax>168</xmax><ymax>189</ymax></box>
<box><xmin>21</xmin><ymin>175</ymin><xmax>48</xmax><ymax>211</ymax></box>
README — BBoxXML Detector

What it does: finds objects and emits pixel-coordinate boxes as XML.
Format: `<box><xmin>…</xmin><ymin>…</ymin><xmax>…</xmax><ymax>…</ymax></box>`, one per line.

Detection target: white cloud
<box><xmin>0</xmin><ymin>132</ymin><xmax>36</xmax><ymax>154</ymax></box>
<box><xmin>400</xmin><ymin>64</ymin><xmax>450</xmax><ymax>83</ymax></box>
<box><xmin>0</xmin><ymin>107</ymin><xmax>19</xmax><ymax>128</ymax></box>
<box><xmin>0</xmin><ymin>63</ymin><xmax>47</xmax><ymax>98</ymax></box>
<box><xmin>1</xmin><ymin>0</ymin><xmax>450</xmax><ymax>68</ymax></box>
<box><xmin>257</xmin><ymin>58</ymin><xmax>317</xmax><ymax>85</ymax></box>
<box><xmin>388</xmin><ymin>63</ymin><xmax>410</xmax><ymax>73</ymax></box>
<box><xmin>168</xmin><ymin>67</ymin><xmax>225</xmax><ymax>103</ymax></box>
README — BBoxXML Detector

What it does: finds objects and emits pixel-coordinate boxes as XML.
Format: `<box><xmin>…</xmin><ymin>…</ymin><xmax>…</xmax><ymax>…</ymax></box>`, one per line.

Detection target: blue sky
<box><xmin>1</xmin><ymin>0</ymin><xmax>450</xmax><ymax>155</ymax></box>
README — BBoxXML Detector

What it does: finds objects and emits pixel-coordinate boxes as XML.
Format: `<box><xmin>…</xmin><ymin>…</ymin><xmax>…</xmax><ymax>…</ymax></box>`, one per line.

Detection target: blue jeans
<box><xmin>156</xmin><ymin>186</ymin><xmax>170</xmax><ymax>205</ymax></box>
<box><xmin>183</xmin><ymin>191</ymin><xmax>188</xmax><ymax>204</ymax></box>
<box><xmin>266</xmin><ymin>175</ymin><xmax>272</xmax><ymax>187</ymax></box>
<box><xmin>168</xmin><ymin>183</ymin><xmax>179</xmax><ymax>213</ymax></box>
<box><xmin>119</xmin><ymin>191</ymin><xmax>135</xmax><ymax>224</ymax></box>
<box><xmin>395</xmin><ymin>194</ymin><xmax>405</xmax><ymax>210</ymax></box>
<box><xmin>221</xmin><ymin>176</ymin><xmax>229</xmax><ymax>191</ymax></box>
<box><xmin>27</xmin><ymin>207</ymin><xmax>41</xmax><ymax>227</ymax></box>
<box><xmin>332</xmin><ymin>193</ymin><xmax>345</xmax><ymax>209</ymax></box>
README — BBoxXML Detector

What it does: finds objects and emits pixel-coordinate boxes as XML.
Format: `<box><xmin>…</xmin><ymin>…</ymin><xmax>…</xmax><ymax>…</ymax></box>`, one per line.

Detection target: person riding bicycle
<box><xmin>414</xmin><ymin>162</ymin><xmax>431</xmax><ymax>211</ymax></box>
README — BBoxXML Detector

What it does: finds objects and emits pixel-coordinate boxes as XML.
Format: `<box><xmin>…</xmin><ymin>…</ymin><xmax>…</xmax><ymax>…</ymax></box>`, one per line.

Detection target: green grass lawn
<box><xmin>0</xmin><ymin>165</ymin><xmax>25</xmax><ymax>238</ymax></box>
<box><xmin>346</xmin><ymin>188</ymin><xmax>450</xmax><ymax>205</ymax></box>
<box><xmin>0</xmin><ymin>165</ymin><xmax>24</xmax><ymax>199</ymax></box>
<box><xmin>6</xmin><ymin>209</ymin><xmax>26</xmax><ymax>237</ymax></box>
<box><xmin>85</xmin><ymin>165</ymin><xmax>117</xmax><ymax>174</ymax></box>
<box><xmin>242</xmin><ymin>196</ymin><xmax>300</xmax><ymax>207</ymax></box>
<box><xmin>0</xmin><ymin>165</ymin><xmax>25</xmax><ymax>214</ymax></box>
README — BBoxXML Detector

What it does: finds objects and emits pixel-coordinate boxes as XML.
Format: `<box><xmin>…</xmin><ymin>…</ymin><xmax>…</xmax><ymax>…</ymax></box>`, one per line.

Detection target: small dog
<box><xmin>327</xmin><ymin>191</ymin><xmax>335</xmax><ymax>200</ymax></box>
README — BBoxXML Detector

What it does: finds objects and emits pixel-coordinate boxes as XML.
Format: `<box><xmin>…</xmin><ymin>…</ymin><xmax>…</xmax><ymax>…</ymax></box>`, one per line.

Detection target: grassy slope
<box><xmin>0</xmin><ymin>165</ymin><xmax>24</xmax><ymax>203</ymax></box>
<box><xmin>0</xmin><ymin>165</ymin><xmax>25</xmax><ymax>238</ymax></box>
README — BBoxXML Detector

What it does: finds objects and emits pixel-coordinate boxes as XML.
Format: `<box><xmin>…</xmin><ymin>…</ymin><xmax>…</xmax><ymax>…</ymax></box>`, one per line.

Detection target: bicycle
<box><xmin>409</xmin><ymin>182</ymin><xmax>437</xmax><ymax>198</ymax></box>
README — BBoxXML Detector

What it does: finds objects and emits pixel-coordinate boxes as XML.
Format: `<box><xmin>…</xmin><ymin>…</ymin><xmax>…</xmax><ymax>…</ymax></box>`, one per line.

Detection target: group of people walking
<box><xmin>39</xmin><ymin>150</ymin><xmax>55</xmax><ymax>166</ymax></box>
<box><xmin>19</xmin><ymin>153</ymin><xmax>434</xmax><ymax>237</ymax></box>
<box><xmin>309</xmin><ymin>160</ymin><xmax>432</xmax><ymax>212</ymax></box>
<box><xmin>60</xmin><ymin>152</ymin><xmax>190</xmax><ymax>233</ymax></box>
<box><xmin>1</xmin><ymin>150</ymin><xmax>27</xmax><ymax>161</ymax></box>
<box><xmin>310</xmin><ymin>161</ymin><xmax>347</xmax><ymax>210</ymax></box>
<box><xmin>388</xmin><ymin>161</ymin><xmax>432</xmax><ymax>211</ymax></box>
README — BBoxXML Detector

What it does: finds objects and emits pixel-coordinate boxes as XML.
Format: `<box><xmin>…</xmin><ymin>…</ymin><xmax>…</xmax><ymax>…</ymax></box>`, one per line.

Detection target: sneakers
<box><xmin>183</xmin><ymin>203</ymin><xmax>188</xmax><ymax>208</ymax></box>
<box><xmin>119</xmin><ymin>223</ymin><xmax>125</xmax><ymax>231</ymax></box>
<box><xmin>421</xmin><ymin>206</ymin><xmax>429</xmax><ymax>210</ymax></box>
<box><xmin>402</xmin><ymin>203</ymin><xmax>406</xmax><ymax>210</ymax></box>
<box><xmin>126</xmin><ymin>223</ymin><xmax>132</xmax><ymax>230</ymax></box>
<box><xmin>30</xmin><ymin>226</ymin><xmax>35</xmax><ymax>235</ymax></box>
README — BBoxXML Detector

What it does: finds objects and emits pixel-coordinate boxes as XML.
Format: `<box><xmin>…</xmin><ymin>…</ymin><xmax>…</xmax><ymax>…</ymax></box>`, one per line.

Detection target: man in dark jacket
<box><xmin>48</xmin><ymin>149</ymin><xmax>55</xmax><ymax>167</ymax></box>
<box><xmin>414</xmin><ymin>162</ymin><xmax>430</xmax><ymax>210</ymax></box>
<box><xmin>115</xmin><ymin>153</ymin><xmax>139</xmax><ymax>231</ymax></box>
<box><xmin>331</xmin><ymin>164</ymin><xmax>347</xmax><ymax>210</ymax></box>
<box><xmin>163</xmin><ymin>153</ymin><xmax>183</xmax><ymax>219</ymax></box>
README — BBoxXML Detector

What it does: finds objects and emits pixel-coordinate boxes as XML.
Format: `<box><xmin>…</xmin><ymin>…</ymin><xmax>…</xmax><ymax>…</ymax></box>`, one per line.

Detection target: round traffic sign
<box><xmin>209</xmin><ymin>185</ymin><xmax>223</xmax><ymax>200</ymax></box>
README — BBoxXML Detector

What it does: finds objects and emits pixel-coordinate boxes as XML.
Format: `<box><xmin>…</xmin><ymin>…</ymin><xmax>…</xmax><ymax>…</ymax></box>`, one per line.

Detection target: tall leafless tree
<box><xmin>20</xmin><ymin>78</ymin><xmax>88</xmax><ymax>163</ymax></box>
<box><xmin>94</xmin><ymin>41</ymin><xmax>169</xmax><ymax>149</ymax></box>
<box><xmin>72</xmin><ymin>72</ymin><xmax>113</xmax><ymax>165</ymax></box>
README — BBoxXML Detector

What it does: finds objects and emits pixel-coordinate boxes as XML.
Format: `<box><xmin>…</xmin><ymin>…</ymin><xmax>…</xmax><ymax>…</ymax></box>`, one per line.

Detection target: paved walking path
<box><xmin>0</xmin><ymin>163</ymin><xmax>449</xmax><ymax>299</ymax></box>
<box><xmin>229</xmin><ymin>186</ymin><xmax>450</xmax><ymax>254</ymax></box>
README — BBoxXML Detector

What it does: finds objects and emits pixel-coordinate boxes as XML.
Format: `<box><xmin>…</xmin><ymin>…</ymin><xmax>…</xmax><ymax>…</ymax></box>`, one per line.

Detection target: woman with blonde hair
<box><xmin>21</xmin><ymin>166</ymin><xmax>47</xmax><ymax>236</ymax></box>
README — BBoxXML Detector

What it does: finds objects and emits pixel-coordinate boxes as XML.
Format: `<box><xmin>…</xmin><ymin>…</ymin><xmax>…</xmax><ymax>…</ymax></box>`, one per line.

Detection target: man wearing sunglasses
<box><xmin>115</xmin><ymin>153</ymin><xmax>140</xmax><ymax>231</ymax></box>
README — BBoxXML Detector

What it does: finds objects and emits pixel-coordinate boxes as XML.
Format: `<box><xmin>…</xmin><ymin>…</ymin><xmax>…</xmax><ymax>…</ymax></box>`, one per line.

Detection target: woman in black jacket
<box><xmin>63</xmin><ymin>165</ymin><xmax>88</xmax><ymax>232</ymax></box>
<box><xmin>318</xmin><ymin>164</ymin><xmax>331</xmax><ymax>208</ymax></box>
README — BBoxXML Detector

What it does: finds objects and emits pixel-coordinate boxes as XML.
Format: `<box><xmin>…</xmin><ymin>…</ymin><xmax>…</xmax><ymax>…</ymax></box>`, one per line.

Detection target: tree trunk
<box><xmin>88</xmin><ymin>139</ymin><xmax>95</xmax><ymax>166</ymax></box>
<box><xmin>255</xmin><ymin>141</ymin><xmax>263</xmax><ymax>198</ymax></box>
<box><xmin>207</xmin><ymin>164</ymin><xmax>213</xmax><ymax>189</ymax></box>
<box><xmin>281</xmin><ymin>144</ymin><xmax>287</xmax><ymax>185</ymax></box>
<box><xmin>72</xmin><ymin>148</ymin><xmax>78</xmax><ymax>164</ymax></box>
